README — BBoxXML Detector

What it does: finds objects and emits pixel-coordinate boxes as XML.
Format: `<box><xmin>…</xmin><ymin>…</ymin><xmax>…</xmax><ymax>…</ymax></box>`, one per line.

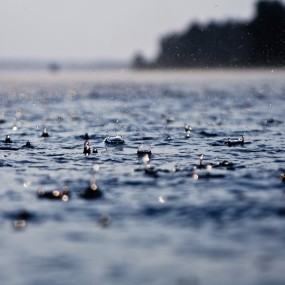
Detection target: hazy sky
<box><xmin>1</xmin><ymin>0</ymin><xmax>284</xmax><ymax>62</ymax></box>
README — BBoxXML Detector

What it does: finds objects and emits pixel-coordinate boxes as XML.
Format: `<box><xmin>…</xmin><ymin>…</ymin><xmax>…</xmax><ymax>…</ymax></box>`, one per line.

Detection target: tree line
<box><xmin>133</xmin><ymin>1</ymin><xmax>285</xmax><ymax>68</ymax></box>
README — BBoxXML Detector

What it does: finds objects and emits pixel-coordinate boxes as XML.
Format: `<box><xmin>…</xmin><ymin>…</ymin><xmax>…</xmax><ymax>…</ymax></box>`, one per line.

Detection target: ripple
<box><xmin>1</xmin><ymin>70</ymin><xmax>285</xmax><ymax>285</ymax></box>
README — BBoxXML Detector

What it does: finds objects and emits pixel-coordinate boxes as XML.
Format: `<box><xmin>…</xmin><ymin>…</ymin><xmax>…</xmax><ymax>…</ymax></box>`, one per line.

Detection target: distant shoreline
<box><xmin>0</xmin><ymin>59</ymin><xmax>129</xmax><ymax>71</ymax></box>
<box><xmin>0</xmin><ymin>68</ymin><xmax>284</xmax><ymax>86</ymax></box>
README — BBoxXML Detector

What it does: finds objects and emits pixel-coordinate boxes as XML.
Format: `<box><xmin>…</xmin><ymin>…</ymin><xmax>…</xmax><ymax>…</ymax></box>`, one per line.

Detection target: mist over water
<box><xmin>0</xmin><ymin>69</ymin><xmax>285</xmax><ymax>285</ymax></box>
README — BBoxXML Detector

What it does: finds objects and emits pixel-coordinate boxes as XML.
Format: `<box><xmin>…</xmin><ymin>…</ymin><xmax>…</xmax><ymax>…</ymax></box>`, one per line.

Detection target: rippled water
<box><xmin>1</xmin><ymin>69</ymin><xmax>285</xmax><ymax>285</ymax></box>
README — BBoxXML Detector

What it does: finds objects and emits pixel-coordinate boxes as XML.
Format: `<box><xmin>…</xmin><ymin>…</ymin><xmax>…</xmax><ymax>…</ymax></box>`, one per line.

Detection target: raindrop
<box><xmin>93</xmin><ymin>164</ymin><xmax>100</xmax><ymax>173</ymax></box>
<box><xmin>158</xmin><ymin>196</ymin><xmax>165</xmax><ymax>204</ymax></box>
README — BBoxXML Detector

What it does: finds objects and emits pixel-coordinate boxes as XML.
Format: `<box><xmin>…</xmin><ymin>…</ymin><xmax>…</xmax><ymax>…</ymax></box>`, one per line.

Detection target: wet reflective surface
<box><xmin>0</xmin><ymin>69</ymin><xmax>285</xmax><ymax>285</ymax></box>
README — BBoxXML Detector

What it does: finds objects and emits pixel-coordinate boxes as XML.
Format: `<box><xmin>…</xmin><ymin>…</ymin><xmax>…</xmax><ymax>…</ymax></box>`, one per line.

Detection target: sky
<box><xmin>1</xmin><ymin>0</ymin><xmax>284</xmax><ymax>63</ymax></box>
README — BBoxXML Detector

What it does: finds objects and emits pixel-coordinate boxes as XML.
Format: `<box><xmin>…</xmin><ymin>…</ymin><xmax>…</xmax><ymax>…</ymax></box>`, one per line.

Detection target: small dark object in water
<box><xmin>0</xmin><ymin>160</ymin><xmax>13</xmax><ymax>167</ymax></box>
<box><xmin>21</xmin><ymin>141</ymin><xmax>34</xmax><ymax>149</ymax></box>
<box><xmin>5</xmin><ymin>135</ymin><xmax>12</xmax><ymax>143</ymax></box>
<box><xmin>184</xmin><ymin>124</ymin><xmax>192</xmax><ymax>132</ymax></box>
<box><xmin>192</xmin><ymin>165</ymin><xmax>225</xmax><ymax>180</ymax></box>
<box><xmin>83</xmin><ymin>133</ymin><xmax>90</xmax><ymax>140</ymax></box>
<box><xmin>133</xmin><ymin>167</ymin><xmax>145</xmax><ymax>172</ymax></box>
<box><xmin>216</xmin><ymin>160</ymin><xmax>233</xmax><ymax>167</ymax></box>
<box><xmin>0</xmin><ymin>146</ymin><xmax>19</xmax><ymax>151</ymax></box>
<box><xmin>10</xmin><ymin>210</ymin><xmax>35</xmax><ymax>221</ymax></box>
<box><xmin>173</xmin><ymin>164</ymin><xmax>181</xmax><ymax>172</ymax></box>
<box><xmin>142</xmin><ymin>136</ymin><xmax>154</xmax><ymax>141</ymax></box>
<box><xmin>199</xmin><ymin>131</ymin><xmax>218</xmax><ymax>137</ymax></box>
<box><xmin>92</xmin><ymin>148</ymin><xmax>98</xmax><ymax>154</ymax></box>
<box><xmin>157</xmin><ymin>167</ymin><xmax>171</xmax><ymax>173</ymax></box>
<box><xmin>164</xmin><ymin>135</ymin><xmax>173</xmax><ymax>141</ymax></box>
<box><xmin>98</xmin><ymin>214</ymin><xmax>112</xmax><ymax>227</ymax></box>
<box><xmin>83</xmin><ymin>140</ymin><xmax>91</xmax><ymax>155</ymax></box>
<box><xmin>41</xmin><ymin>128</ymin><xmax>49</xmax><ymax>137</ymax></box>
<box><xmin>226</xmin><ymin>136</ymin><xmax>244</xmax><ymax>147</ymax></box>
<box><xmin>164</xmin><ymin>116</ymin><xmax>175</xmax><ymax>124</ymax></box>
<box><xmin>144</xmin><ymin>166</ymin><xmax>159</xmax><ymax>177</ymax></box>
<box><xmin>261</xmin><ymin>118</ymin><xmax>283</xmax><ymax>127</ymax></box>
<box><xmin>12</xmin><ymin>209</ymin><xmax>35</xmax><ymax>223</ymax></box>
<box><xmin>281</xmin><ymin>173</ymin><xmax>285</xmax><ymax>182</ymax></box>
<box><xmin>80</xmin><ymin>181</ymin><xmax>103</xmax><ymax>200</ymax></box>
<box><xmin>37</xmin><ymin>188</ymin><xmax>70</xmax><ymax>201</ymax></box>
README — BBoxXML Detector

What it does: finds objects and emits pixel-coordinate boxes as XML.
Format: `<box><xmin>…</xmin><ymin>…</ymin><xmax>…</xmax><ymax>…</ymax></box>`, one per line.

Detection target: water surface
<box><xmin>0</xmin><ymin>69</ymin><xmax>285</xmax><ymax>285</ymax></box>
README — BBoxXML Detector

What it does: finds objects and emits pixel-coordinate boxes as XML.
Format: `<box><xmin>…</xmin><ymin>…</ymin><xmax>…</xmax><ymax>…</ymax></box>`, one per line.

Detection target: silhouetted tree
<box><xmin>249</xmin><ymin>0</ymin><xmax>285</xmax><ymax>66</ymax></box>
<box><xmin>133</xmin><ymin>0</ymin><xmax>285</xmax><ymax>68</ymax></box>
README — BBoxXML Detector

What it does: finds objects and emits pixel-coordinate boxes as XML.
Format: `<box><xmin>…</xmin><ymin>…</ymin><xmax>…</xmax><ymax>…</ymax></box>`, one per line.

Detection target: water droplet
<box><xmin>93</xmin><ymin>164</ymin><xmax>100</xmax><ymax>172</ymax></box>
<box><xmin>142</xmin><ymin>154</ymin><xmax>150</xmax><ymax>164</ymax></box>
<box><xmin>62</xmin><ymin>195</ymin><xmax>69</xmax><ymax>202</ymax></box>
<box><xmin>193</xmin><ymin>173</ymin><xmax>199</xmax><ymax>180</ymax></box>
<box><xmin>23</xmin><ymin>181</ymin><xmax>31</xmax><ymax>188</ymax></box>
<box><xmin>206</xmin><ymin>164</ymin><xmax>212</xmax><ymax>175</ymax></box>
<box><xmin>158</xmin><ymin>196</ymin><xmax>165</xmax><ymax>203</ymax></box>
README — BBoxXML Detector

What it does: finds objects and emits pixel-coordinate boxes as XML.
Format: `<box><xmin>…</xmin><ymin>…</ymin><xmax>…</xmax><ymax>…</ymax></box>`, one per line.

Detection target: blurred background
<box><xmin>1</xmin><ymin>0</ymin><xmax>284</xmax><ymax>70</ymax></box>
